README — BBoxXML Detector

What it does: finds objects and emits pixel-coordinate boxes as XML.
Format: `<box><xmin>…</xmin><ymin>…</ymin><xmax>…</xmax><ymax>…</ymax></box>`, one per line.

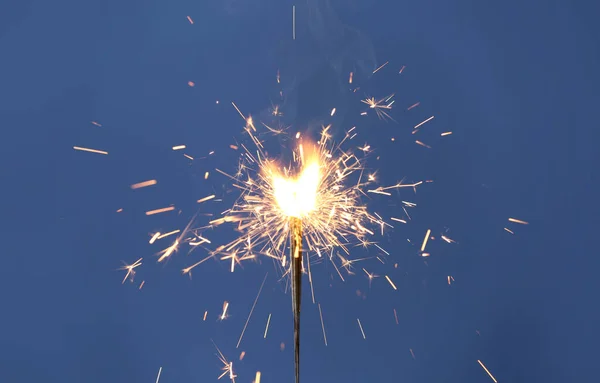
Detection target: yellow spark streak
<box><xmin>186</xmin><ymin>15</ymin><xmax>194</xmax><ymax>24</ymax></box>
<box><xmin>348</xmin><ymin>72</ymin><xmax>353</xmax><ymax>84</ymax></box>
<box><xmin>139</xmin><ymin>280</ymin><xmax>145</xmax><ymax>289</ymax></box>
<box><xmin>318</xmin><ymin>303</ymin><xmax>328</xmax><ymax>346</ymax></box>
<box><xmin>205</xmin><ymin>171</ymin><xmax>210</xmax><ymax>179</ymax></box>
<box><xmin>391</xmin><ymin>217</ymin><xmax>407</xmax><ymax>224</ymax></box>
<box><xmin>239</xmin><ymin>351</ymin><xmax>245</xmax><ymax>360</ymax></box>
<box><xmin>91</xmin><ymin>121</ymin><xmax>101</xmax><ymax>127</ymax></box>
<box><xmin>230</xmin><ymin>144</ymin><xmax>239</xmax><ymax>150</ymax></box>
<box><xmin>254</xmin><ymin>371</ymin><xmax>261</xmax><ymax>383</ymax></box>
<box><xmin>157</xmin><ymin>230</ymin><xmax>180</xmax><ymax>240</ymax></box>
<box><xmin>149</xmin><ymin>232</ymin><xmax>160</xmax><ymax>244</ymax></box>
<box><xmin>504</xmin><ymin>228</ymin><xmax>514</xmax><ymax>234</ymax></box>
<box><xmin>146</xmin><ymin>206</ymin><xmax>175</xmax><ymax>216</ymax></box>
<box><xmin>236</xmin><ymin>273</ymin><xmax>268</xmax><ymax>348</ymax></box>
<box><xmin>385</xmin><ymin>275</ymin><xmax>397</xmax><ymax>290</ymax></box>
<box><xmin>415</xmin><ymin>140</ymin><xmax>431</xmax><ymax>148</ymax></box>
<box><xmin>130</xmin><ymin>180</ymin><xmax>157</xmax><ymax>189</ymax></box>
<box><xmin>220</xmin><ymin>301</ymin><xmax>229</xmax><ymax>320</ymax></box>
<box><xmin>119</xmin><ymin>258</ymin><xmax>142</xmax><ymax>284</ymax></box>
<box><xmin>508</xmin><ymin>217</ymin><xmax>529</xmax><ymax>225</ymax></box>
<box><xmin>231</xmin><ymin>101</ymin><xmax>246</xmax><ymax>120</ymax></box>
<box><xmin>441</xmin><ymin>235</ymin><xmax>456</xmax><ymax>243</ymax></box>
<box><xmin>372</xmin><ymin>61</ymin><xmax>389</xmax><ymax>74</ymax></box>
<box><xmin>413</xmin><ymin>116</ymin><xmax>435</xmax><ymax>130</ymax></box>
<box><xmin>441</xmin><ymin>131</ymin><xmax>453</xmax><ymax>136</ymax></box>
<box><xmin>421</xmin><ymin>229</ymin><xmax>431</xmax><ymax>252</ymax></box>
<box><xmin>158</xmin><ymin>240</ymin><xmax>179</xmax><ymax>262</ymax></box>
<box><xmin>263</xmin><ymin>313</ymin><xmax>271</xmax><ymax>338</ymax></box>
<box><xmin>203</xmin><ymin>311</ymin><xmax>208</xmax><ymax>321</ymax></box>
<box><xmin>73</xmin><ymin>146</ymin><xmax>108</xmax><ymax>155</ymax></box>
<box><xmin>197</xmin><ymin>194</ymin><xmax>216</xmax><ymax>204</ymax></box>
<box><xmin>184</xmin><ymin>153</ymin><xmax>194</xmax><ymax>160</ymax></box>
<box><xmin>477</xmin><ymin>360</ymin><xmax>498</xmax><ymax>383</ymax></box>
<box><xmin>155</xmin><ymin>367</ymin><xmax>162</xmax><ymax>383</ymax></box>
<box><xmin>407</xmin><ymin>102</ymin><xmax>420</xmax><ymax>110</ymax></box>
<box><xmin>330</xmin><ymin>107</ymin><xmax>336</xmax><ymax>116</ymax></box>
<box><xmin>172</xmin><ymin>145</ymin><xmax>186</xmax><ymax>150</ymax></box>
<box><xmin>357</xmin><ymin>318</ymin><xmax>366</xmax><ymax>339</ymax></box>
<box><xmin>182</xmin><ymin>253</ymin><xmax>214</xmax><ymax>276</ymax></box>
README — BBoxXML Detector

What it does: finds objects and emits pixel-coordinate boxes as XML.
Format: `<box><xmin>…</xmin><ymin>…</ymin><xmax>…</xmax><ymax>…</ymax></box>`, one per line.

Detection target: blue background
<box><xmin>0</xmin><ymin>0</ymin><xmax>597</xmax><ymax>382</ymax></box>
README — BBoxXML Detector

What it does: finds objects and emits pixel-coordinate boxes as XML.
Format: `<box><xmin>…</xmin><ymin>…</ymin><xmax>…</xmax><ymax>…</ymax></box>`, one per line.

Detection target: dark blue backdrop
<box><xmin>0</xmin><ymin>1</ymin><xmax>597</xmax><ymax>382</ymax></box>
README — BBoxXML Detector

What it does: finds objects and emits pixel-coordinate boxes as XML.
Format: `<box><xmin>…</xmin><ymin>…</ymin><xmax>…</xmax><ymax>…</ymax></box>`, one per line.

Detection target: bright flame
<box><xmin>272</xmin><ymin>155</ymin><xmax>320</xmax><ymax>218</ymax></box>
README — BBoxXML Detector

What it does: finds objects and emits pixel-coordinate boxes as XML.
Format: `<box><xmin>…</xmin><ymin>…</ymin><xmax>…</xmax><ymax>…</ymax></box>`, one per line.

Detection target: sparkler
<box><xmin>210</xmin><ymin>117</ymin><xmax>402</xmax><ymax>381</ymax></box>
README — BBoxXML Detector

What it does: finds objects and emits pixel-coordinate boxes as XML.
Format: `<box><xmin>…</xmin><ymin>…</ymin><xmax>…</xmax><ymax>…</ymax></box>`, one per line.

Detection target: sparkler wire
<box><xmin>290</xmin><ymin>217</ymin><xmax>303</xmax><ymax>383</ymax></box>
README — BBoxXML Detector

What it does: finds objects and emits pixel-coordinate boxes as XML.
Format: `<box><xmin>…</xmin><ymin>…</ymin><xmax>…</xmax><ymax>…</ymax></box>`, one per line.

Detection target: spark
<box><xmin>349</xmin><ymin>72</ymin><xmax>353</xmax><ymax>84</ymax></box>
<box><xmin>186</xmin><ymin>15</ymin><xmax>194</xmax><ymax>24</ymax></box>
<box><xmin>477</xmin><ymin>360</ymin><xmax>498</xmax><ymax>383</ymax></box>
<box><xmin>441</xmin><ymin>235</ymin><xmax>456</xmax><ymax>243</ymax></box>
<box><xmin>232</xmin><ymin>102</ymin><xmax>246</xmax><ymax>120</ymax></box>
<box><xmin>508</xmin><ymin>217</ymin><xmax>529</xmax><ymax>225</ymax></box>
<box><xmin>407</xmin><ymin>102</ymin><xmax>420</xmax><ymax>110</ymax></box>
<box><xmin>73</xmin><ymin>146</ymin><xmax>107</xmax><ymax>155</ymax></box>
<box><xmin>391</xmin><ymin>217</ymin><xmax>407</xmax><ymax>224</ymax></box>
<box><xmin>205</xmin><ymin>171</ymin><xmax>210</xmax><ymax>179</ymax></box>
<box><xmin>157</xmin><ymin>240</ymin><xmax>179</xmax><ymax>262</ymax></box>
<box><xmin>155</xmin><ymin>367</ymin><xmax>162</xmax><ymax>383</ymax></box>
<box><xmin>146</xmin><ymin>206</ymin><xmax>175</xmax><ymax>216</ymax></box>
<box><xmin>236</xmin><ymin>273</ymin><xmax>268</xmax><ymax>348</ymax></box>
<box><xmin>361</xmin><ymin>94</ymin><xmax>395</xmax><ymax>121</ymax></box>
<box><xmin>357</xmin><ymin>318</ymin><xmax>366</xmax><ymax>339</ymax></box>
<box><xmin>330</xmin><ymin>107</ymin><xmax>336</xmax><ymax>116</ymax></box>
<box><xmin>184</xmin><ymin>153</ymin><xmax>194</xmax><ymax>160</ymax></box>
<box><xmin>197</xmin><ymin>194</ymin><xmax>216</xmax><ymax>204</ymax></box>
<box><xmin>91</xmin><ymin>121</ymin><xmax>102</xmax><ymax>127</ymax></box>
<box><xmin>415</xmin><ymin>140</ymin><xmax>431</xmax><ymax>149</ymax></box>
<box><xmin>420</xmin><ymin>229</ymin><xmax>431</xmax><ymax>252</ymax></box>
<box><xmin>393</xmin><ymin>308</ymin><xmax>399</xmax><ymax>325</ymax></box>
<box><xmin>220</xmin><ymin>301</ymin><xmax>230</xmax><ymax>320</ymax></box>
<box><xmin>372</xmin><ymin>61</ymin><xmax>389</xmax><ymax>74</ymax></box>
<box><xmin>504</xmin><ymin>228</ymin><xmax>514</xmax><ymax>234</ymax></box>
<box><xmin>385</xmin><ymin>275</ymin><xmax>397</xmax><ymax>290</ymax></box>
<box><xmin>119</xmin><ymin>258</ymin><xmax>142</xmax><ymax>284</ymax></box>
<box><xmin>264</xmin><ymin>313</ymin><xmax>272</xmax><ymax>338</ymax></box>
<box><xmin>203</xmin><ymin>311</ymin><xmax>208</xmax><ymax>321</ymax></box>
<box><xmin>447</xmin><ymin>276</ymin><xmax>455</xmax><ymax>285</ymax></box>
<box><xmin>413</xmin><ymin>116</ymin><xmax>435</xmax><ymax>131</ymax></box>
<box><xmin>292</xmin><ymin>5</ymin><xmax>296</xmax><ymax>40</ymax></box>
<box><xmin>318</xmin><ymin>303</ymin><xmax>328</xmax><ymax>346</ymax></box>
<box><xmin>149</xmin><ymin>232</ymin><xmax>160</xmax><ymax>244</ymax></box>
<box><xmin>239</xmin><ymin>351</ymin><xmax>245</xmax><ymax>360</ymax></box>
<box><xmin>116</xmin><ymin>208</ymin><xmax>123</xmax><ymax>213</ymax></box>
<box><xmin>398</xmin><ymin>65</ymin><xmax>406</xmax><ymax>74</ymax></box>
<box><xmin>214</xmin><ymin>343</ymin><xmax>237</xmax><ymax>382</ymax></box>
<box><xmin>172</xmin><ymin>145</ymin><xmax>186</xmax><ymax>150</ymax></box>
<box><xmin>441</xmin><ymin>131</ymin><xmax>453</xmax><ymax>136</ymax></box>
<box><xmin>254</xmin><ymin>371</ymin><xmax>262</xmax><ymax>383</ymax></box>
<box><xmin>130</xmin><ymin>180</ymin><xmax>157</xmax><ymax>189</ymax></box>
<box><xmin>187</xmin><ymin>81</ymin><xmax>195</xmax><ymax>87</ymax></box>
<box><xmin>157</xmin><ymin>230</ymin><xmax>180</xmax><ymax>240</ymax></box>
<box><xmin>139</xmin><ymin>280</ymin><xmax>145</xmax><ymax>289</ymax></box>
<box><xmin>182</xmin><ymin>253</ymin><xmax>214</xmax><ymax>277</ymax></box>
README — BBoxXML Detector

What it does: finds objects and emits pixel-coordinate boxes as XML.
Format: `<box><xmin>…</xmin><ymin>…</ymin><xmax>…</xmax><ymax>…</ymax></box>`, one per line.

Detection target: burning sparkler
<box><xmin>208</xmin><ymin>112</ymin><xmax>417</xmax><ymax>381</ymax></box>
